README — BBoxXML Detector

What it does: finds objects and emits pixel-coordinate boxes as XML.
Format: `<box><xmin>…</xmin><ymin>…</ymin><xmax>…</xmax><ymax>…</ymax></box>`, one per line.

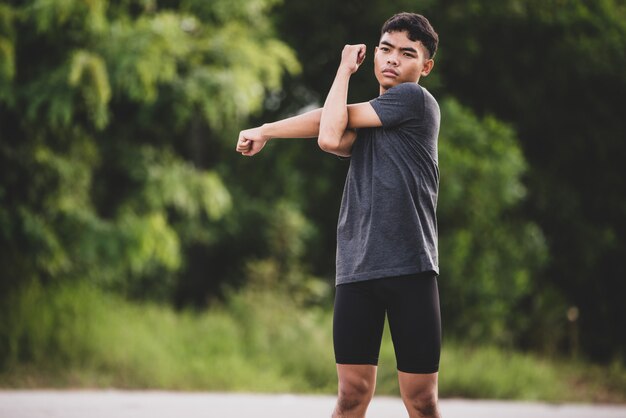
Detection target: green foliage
<box><xmin>0</xmin><ymin>4</ymin><xmax>16</xmax><ymax>103</ymax></box>
<box><xmin>239</xmin><ymin>200</ymin><xmax>331</xmax><ymax>307</ymax></box>
<box><xmin>437</xmin><ymin>98</ymin><xmax>548</xmax><ymax>345</ymax></box>
<box><xmin>0</xmin><ymin>281</ymin><xmax>336</xmax><ymax>392</ymax></box>
<box><xmin>2</xmin><ymin>282</ymin><xmax>624</xmax><ymax>402</ymax></box>
<box><xmin>68</xmin><ymin>50</ymin><xmax>111</xmax><ymax>128</ymax></box>
<box><xmin>437</xmin><ymin>345</ymin><xmax>567</xmax><ymax>400</ymax></box>
<box><xmin>425</xmin><ymin>0</ymin><xmax>626</xmax><ymax>360</ymax></box>
<box><xmin>439</xmin><ymin>100</ymin><xmax>526</xmax><ymax>221</ymax></box>
<box><xmin>0</xmin><ymin>0</ymin><xmax>298</xmax><ymax>300</ymax></box>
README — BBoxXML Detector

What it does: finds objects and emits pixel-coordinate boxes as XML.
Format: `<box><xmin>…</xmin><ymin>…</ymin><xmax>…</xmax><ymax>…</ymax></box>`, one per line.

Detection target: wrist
<box><xmin>337</xmin><ymin>65</ymin><xmax>354</xmax><ymax>77</ymax></box>
<box><xmin>260</xmin><ymin>123</ymin><xmax>273</xmax><ymax>141</ymax></box>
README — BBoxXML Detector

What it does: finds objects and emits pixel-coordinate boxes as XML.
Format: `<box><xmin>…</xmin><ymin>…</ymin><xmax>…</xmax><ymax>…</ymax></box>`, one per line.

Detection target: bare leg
<box><xmin>332</xmin><ymin>364</ymin><xmax>377</xmax><ymax>418</ymax></box>
<box><xmin>398</xmin><ymin>371</ymin><xmax>440</xmax><ymax>418</ymax></box>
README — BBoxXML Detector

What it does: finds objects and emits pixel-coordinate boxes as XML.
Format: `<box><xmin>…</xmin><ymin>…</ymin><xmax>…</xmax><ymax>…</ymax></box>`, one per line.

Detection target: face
<box><xmin>374</xmin><ymin>30</ymin><xmax>434</xmax><ymax>94</ymax></box>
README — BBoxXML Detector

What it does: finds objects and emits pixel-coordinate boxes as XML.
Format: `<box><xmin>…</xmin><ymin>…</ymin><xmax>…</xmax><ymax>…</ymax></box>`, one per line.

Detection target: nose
<box><xmin>387</xmin><ymin>54</ymin><xmax>398</xmax><ymax>66</ymax></box>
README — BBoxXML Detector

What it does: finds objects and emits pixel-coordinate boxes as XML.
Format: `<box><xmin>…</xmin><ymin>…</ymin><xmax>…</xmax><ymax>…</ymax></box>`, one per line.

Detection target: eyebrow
<box><xmin>380</xmin><ymin>40</ymin><xmax>418</xmax><ymax>54</ymax></box>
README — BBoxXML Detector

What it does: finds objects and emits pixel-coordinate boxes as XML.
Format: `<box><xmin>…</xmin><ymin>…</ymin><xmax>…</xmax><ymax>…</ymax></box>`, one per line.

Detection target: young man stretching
<box><xmin>236</xmin><ymin>12</ymin><xmax>441</xmax><ymax>418</ymax></box>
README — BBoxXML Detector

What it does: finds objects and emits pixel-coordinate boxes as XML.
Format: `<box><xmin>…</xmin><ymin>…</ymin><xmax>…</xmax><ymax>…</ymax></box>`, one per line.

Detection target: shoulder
<box><xmin>370</xmin><ymin>83</ymin><xmax>428</xmax><ymax>126</ymax></box>
<box><xmin>420</xmin><ymin>86</ymin><xmax>440</xmax><ymax>115</ymax></box>
<box><xmin>381</xmin><ymin>82</ymin><xmax>423</xmax><ymax>98</ymax></box>
<box><xmin>390</xmin><ymin>82</ymin><xmax>423</xmax><ymax>93</ymax></box>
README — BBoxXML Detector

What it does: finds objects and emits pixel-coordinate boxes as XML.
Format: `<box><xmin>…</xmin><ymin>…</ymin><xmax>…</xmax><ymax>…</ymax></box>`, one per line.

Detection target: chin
<box><xmin>375</xmin><ymin>72</ymin><xmax>404</xmax><ymax>92</ymax></box>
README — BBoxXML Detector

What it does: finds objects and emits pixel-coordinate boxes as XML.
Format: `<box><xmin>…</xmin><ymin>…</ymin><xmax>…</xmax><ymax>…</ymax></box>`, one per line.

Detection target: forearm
<box><xmin>236</xmin><ymin>108</ymin><xmax>324</xmax><ymax>156</ymax></box>
<box><xmin>318</xmin><ymin>68</ymin><xmax>351</xmax><ymax>152</ymax></box>
<box><xmin>261</xmin><ymin>108</ymin><xmax>322</xmax><ymax>139</ymax></box>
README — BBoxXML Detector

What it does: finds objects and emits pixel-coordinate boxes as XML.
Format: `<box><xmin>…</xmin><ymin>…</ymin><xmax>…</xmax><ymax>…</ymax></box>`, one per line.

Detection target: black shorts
<box><xmin>333</xmin><ymin>272</ymin><xmax>441</xmax><ymax>374</ymax></box>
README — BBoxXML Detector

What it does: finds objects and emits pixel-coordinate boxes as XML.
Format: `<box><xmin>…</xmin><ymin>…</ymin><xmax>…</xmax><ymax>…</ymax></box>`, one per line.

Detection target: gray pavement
<box><xmin>1</xmin><ymin>390</ymin><xmax>625</xmax><ymax>418</ymax></box>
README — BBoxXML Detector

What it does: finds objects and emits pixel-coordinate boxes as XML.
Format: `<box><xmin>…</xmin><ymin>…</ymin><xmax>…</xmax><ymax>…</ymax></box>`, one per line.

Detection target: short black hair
<box><xmin>381</xmin><ymin>12</ymin><xmax>439</xmax><ymax>59</ymax></box>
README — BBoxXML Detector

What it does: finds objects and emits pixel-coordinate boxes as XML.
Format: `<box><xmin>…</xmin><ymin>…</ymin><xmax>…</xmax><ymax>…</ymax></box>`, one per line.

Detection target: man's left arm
<box><xmin>318</xmin><ymin>45</ymin><xmax>382</xmax><ymax>157</ymax></box>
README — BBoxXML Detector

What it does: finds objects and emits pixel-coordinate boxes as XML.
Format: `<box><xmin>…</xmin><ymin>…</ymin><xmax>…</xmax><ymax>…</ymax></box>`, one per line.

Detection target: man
<box><xmin>236</xmin><ymin>12</ymin><xmax>441</xmax><ymax>418</ymax></box>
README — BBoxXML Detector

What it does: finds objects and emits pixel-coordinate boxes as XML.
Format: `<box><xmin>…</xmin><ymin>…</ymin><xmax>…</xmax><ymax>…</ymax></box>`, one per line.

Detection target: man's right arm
<box><xmin>235</xmin><ymin>102</ymin><xmax>382</xmax><ymax>157</ymax></box>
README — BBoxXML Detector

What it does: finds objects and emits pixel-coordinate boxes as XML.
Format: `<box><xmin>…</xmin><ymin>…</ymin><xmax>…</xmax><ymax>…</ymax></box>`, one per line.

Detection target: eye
<box><xmin>380</xmin><ymin>46</ymin><xmax>390</xmax><ymax>52</ymax></box>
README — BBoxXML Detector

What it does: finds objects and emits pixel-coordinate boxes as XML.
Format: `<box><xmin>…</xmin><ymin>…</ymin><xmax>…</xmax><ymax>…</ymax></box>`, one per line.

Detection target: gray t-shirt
<box><xmin>336</xmin><ymin>82</ymin><xmax>440</xmax><ymax>285</ymax></box>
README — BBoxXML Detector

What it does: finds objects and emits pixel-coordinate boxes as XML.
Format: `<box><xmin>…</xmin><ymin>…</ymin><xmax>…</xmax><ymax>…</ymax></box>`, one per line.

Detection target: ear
<box><xmin>421</xmin><ymin>59</ymin><xmax>434</xmax><ymax>77</ymax></box>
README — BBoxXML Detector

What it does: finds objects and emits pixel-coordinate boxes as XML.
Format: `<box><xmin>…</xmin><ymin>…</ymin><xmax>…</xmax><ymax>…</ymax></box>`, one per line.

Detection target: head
<box><xmin>374</xmin><ymin>13</ymin><xmax>439</xmax><ymax>93</ymax></box>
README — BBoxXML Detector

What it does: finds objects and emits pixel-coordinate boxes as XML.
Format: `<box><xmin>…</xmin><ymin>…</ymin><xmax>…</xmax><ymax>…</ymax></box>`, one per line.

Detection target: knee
<box><xmin>416</xmin><ymin>396</ymin><xmax>438</xmax><ymax>417</ymax></box>
<box><xmin>405</xmin><ymin>392</ymin><xmax>439</xmax><ymax>418</ymax></box>
<box><xmin>336</xmin><ymin>378</ymin><xmax>374</xmax><ymax>413</ymax></box>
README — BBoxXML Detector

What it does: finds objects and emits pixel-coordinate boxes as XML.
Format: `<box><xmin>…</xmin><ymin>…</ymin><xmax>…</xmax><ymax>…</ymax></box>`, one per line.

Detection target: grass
<box><xmin>1</xmin><ymin>282</ymin><xmax>625</xmax><ymax>403</ymax></box>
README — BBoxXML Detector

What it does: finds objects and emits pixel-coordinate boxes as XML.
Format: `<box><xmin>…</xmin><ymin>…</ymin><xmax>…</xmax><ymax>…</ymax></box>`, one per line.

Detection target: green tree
<box><xmin>438</xmin><ymin>98</ymin><xmax>547</xmax><ymax>346</ymax></box>
<box><xmin>427</xmin><ymin>0</ymin><xmax>626</xmax><ymax>360</ymax></box>
<box><xmin>0</xmin><ymin>0</ymin><xmax>299</xmax><ymax>300</ymax></box>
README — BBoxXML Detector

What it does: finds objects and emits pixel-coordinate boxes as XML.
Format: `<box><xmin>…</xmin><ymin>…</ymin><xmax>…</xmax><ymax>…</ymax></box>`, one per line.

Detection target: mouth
<box><xmin>381</xmin><ymin>68</ymin><xmax>399</xmax><ymax>77</ymax></box>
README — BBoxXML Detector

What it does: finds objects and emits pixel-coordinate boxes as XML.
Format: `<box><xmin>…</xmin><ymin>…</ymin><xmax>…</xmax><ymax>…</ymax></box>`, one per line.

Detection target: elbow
<box><xmin>317</xmin><ymin>136</ymin><xmax>330</xmax><ymax>152</ymax></box>
<box><xmin>318</xmin><ymin>135</ymin><xmax>339</xmax><ymax>152</ymax></box>
<box><xmin>318</xmin><ymin>135</ymin><xmax>350</xmax><ymax>157</ymax></box>
<box><xmin>317</xmin><ymin>125</ymin><xmax>343</xmax><ymax>151</ymax></box>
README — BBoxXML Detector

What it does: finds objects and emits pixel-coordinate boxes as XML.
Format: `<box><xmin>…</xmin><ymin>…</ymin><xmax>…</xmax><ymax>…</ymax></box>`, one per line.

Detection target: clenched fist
<box><xmin>236</xmin><ymin>126</ymin><xmax>270</xmax><ymax>157</ymax></box>
<box><xmin>340</xmin><ymin>44</ymin><xmax>366</xmax><ymax>74</ymax></box>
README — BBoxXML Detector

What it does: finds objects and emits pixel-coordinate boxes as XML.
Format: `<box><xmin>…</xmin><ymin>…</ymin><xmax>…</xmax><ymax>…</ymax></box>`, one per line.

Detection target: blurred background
<box><xmin>0</xmin><ymin>0</ymin><xmax>625</xmax><ymax>402</ymax></box>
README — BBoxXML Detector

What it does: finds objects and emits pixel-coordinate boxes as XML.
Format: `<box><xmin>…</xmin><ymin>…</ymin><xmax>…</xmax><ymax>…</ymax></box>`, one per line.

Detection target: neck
<box><xmin>379</xmin><ymin>79</ymin><xmax>420</xmax><ymax>95</ymax></box>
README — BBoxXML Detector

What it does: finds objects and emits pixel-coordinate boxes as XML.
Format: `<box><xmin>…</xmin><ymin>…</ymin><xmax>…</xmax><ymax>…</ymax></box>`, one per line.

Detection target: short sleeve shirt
<box><xmin>335</xmin><ymin>82</ymin><xmax>441</xmax><ymax>285</ymax></box>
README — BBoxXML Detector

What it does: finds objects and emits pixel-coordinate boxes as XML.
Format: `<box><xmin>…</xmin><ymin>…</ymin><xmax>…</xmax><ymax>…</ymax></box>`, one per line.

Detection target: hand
<box><xmin>236</xmin><ymin>126</ymin><xmax>270</xmax><ymax>156</ymax></box>
<box><xmin>339</xmin><ymin>44</ymin><xmax>366</xmax><ymax>74</ymax></box>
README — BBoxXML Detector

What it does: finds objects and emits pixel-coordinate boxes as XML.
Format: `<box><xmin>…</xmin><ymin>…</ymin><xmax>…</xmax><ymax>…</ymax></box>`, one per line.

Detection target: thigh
<box><xmin>333</xmin><ymin>281</ymin><xmax>386</xmax><ymax>366</ymax></box>
<box><xmin>385</xmin><ymin>272</ymin><xmax>441</xmax><ymax>374</ymax></box>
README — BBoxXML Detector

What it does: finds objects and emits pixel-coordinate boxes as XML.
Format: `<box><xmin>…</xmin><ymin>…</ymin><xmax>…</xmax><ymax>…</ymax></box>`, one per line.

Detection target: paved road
<box><xmin>1</xmin><ymin>391</ymin><xmax>625</xmax><ymax>418</ymax></box>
